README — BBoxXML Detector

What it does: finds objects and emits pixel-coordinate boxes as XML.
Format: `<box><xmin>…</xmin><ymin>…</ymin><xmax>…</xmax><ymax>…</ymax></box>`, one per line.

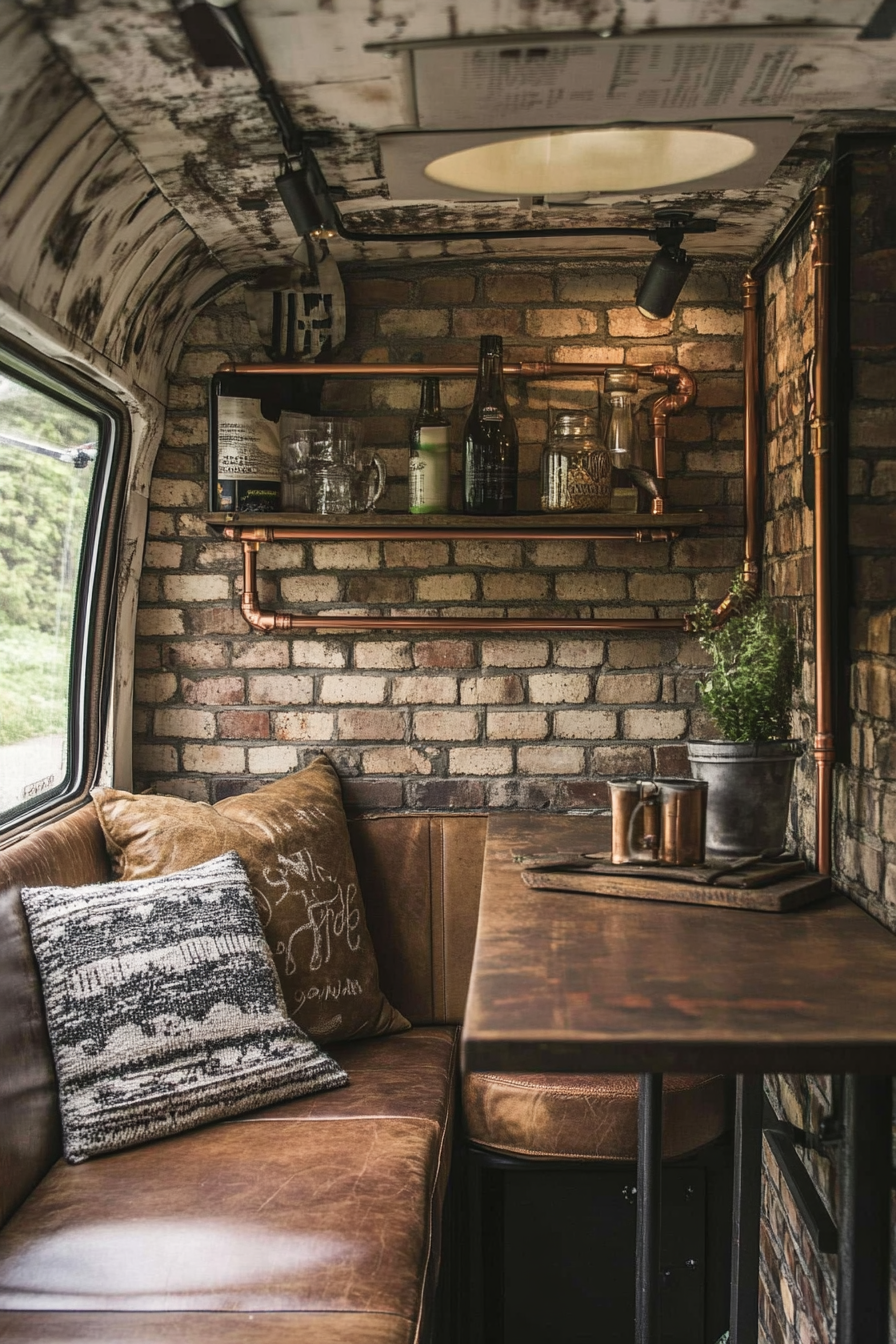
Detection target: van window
<box><xmin>0</xmin><ymin>348</ymin><xmax>121</xmax><ymax>830</ymax></box>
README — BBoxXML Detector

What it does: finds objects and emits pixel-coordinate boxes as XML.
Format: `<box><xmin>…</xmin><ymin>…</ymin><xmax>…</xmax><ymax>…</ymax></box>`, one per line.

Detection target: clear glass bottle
<box><xmin>541</xmin><ymin>412</ymin><xmax>611</xmax><ymax>512</ymax></box>
<box><xmin>409</xmin><ymin>378</ymin><xmax>450</xmax><ymax>514</ymax></box>
<box><xmin>603</xmin><ymin>368</ymin><xmax>640</xmax><ymax>512</ymax></box>
<box><xmin>463</xmin><ymin>334</ymin><xmax>518</xmax><ymax>515</ymax></box>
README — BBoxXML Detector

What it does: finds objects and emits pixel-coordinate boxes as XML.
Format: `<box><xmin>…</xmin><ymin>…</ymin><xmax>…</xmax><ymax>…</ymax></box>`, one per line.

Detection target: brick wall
<box><xmin>840</xmin><ymin>144</ymin><xmax>896</xmax><ymax>925</ymax></box>
<box><xmin>757</xmin><ymin>220</ymin><xmax>836</xmax><ymax>1344</ymax></box>
<box><xmin>133</xmin><ymin>259</ymin><xmax>745</xmax><ymax>810</ymax></box>
<box><xmin>758</xmin><ymin>147</ymin><xmax>896</xmax><ymax>1344</ymax></box>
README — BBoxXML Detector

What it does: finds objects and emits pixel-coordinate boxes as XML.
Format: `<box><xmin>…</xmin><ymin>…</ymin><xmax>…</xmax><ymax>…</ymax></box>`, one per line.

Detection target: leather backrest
<box><xmin>0</xmin><ymin>804</ymin><xmax>111</xmax><ymax>1227</ymax></box>
<box><xmin>348</xmin><ymin>814</ymin><xmax>487</xmax><ymax>1026</ymax></box>
<box><xmin>0</xmin><ymin>806</ymin><xmax>485</xmax><ymax>1229</ymax></box>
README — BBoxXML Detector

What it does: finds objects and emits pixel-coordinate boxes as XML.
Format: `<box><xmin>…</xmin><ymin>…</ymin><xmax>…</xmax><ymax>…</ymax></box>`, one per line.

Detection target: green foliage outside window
<box><xmin>0</xmin><ymin>375</ymin><xmax>97</xmax><ymax>752</ymax></box>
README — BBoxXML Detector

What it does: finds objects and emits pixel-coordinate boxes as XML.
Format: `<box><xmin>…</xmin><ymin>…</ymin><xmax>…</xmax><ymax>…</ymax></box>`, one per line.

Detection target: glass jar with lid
<box><xmin>540</xmin><ymin>411</ymin><xmax>611</xmax><ymax>512</ymax></box>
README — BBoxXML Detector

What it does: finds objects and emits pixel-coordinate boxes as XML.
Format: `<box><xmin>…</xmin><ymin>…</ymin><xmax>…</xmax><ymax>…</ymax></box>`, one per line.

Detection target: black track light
<box><xmin>636</xmin><ymin>245</ymin><xmax>694</xmax><ymax>319</ymax></box>
<box><xmin>636</xmin><ymin>212</ymin><xmax>696</xmax><ymax>320</ymax></box>
<box><xmin>275</xmin><ymin>153</ymin><xmax>339</xmax><ymax>240</ymax></box>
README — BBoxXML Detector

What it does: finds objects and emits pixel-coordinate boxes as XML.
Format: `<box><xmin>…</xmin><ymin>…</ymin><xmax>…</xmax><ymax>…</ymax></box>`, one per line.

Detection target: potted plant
<box><xmin>688</xmin><ymin>578</ymin><xmax>801</xmax><ymax>858</ymax></box>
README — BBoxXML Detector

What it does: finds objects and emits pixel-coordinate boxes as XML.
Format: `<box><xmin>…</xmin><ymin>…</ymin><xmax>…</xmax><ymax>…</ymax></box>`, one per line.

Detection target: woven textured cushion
<box><xmin>21</xmin><ymin>851</ymin><xmax>347</xmax><ymax>1163</ymax></box>
<box><xmin>463</xmin><ymin>1071</ymin><xmax>728</xmax><ymax>1161</ymax></box>
<box><xmin>92</xmin><ymin>756</ymin><xmax>409</xmax><ymax>1043</ymax></box>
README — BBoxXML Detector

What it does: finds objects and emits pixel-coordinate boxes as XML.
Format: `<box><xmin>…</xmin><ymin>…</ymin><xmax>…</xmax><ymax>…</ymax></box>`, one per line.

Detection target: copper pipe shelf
<box><xmin>208</xmin><ymin>357</ymin><xmax>711</xmax><ymax>636</ymax></box>
<box><xmin>220</xmin><ymin>361</ymin><xmax>664</xmax><ymax>378</ymax></box>
<box><xmin>234</xmin><ymin>539</ymin><xmax>691</xmax><ymax>635</ymax></box>
<box><xmin>206</xmin><ymin>511</ymin><xmax>707</xmax><ymax>542</ymax></box>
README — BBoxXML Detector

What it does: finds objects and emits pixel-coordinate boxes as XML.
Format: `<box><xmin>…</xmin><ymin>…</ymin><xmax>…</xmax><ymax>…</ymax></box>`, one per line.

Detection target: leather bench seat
<box><xmin>0</xmin><ymin>1027</ymin><xmax>457</xmax><ymax>1343</ymax></box>
<box><xmin>463</xmin><ymin>1070</ymin><xmax>728</xmax><ymax>1161</ymax></box>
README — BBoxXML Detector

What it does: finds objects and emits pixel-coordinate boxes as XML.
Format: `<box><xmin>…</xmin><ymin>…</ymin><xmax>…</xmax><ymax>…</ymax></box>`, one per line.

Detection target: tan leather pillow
<box><xmin>92</xmin><ymin>756</ymin><xmax>409</xmax><ymax>1043</ymax></box>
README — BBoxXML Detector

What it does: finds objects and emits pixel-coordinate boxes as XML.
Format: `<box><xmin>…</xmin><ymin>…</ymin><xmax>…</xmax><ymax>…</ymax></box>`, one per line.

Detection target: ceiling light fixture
<box><xmin>636</xmin><ymin>212</ymin><xmax>696</xmax><ymax>320</ymax></box>
<box><xmin>276</xmin><ymin>156</ymin><xmax>340</xmax><ymax>239</ymax></box>
<box><xmin>423</xmin><ymin>126</ymin><xmax>756</xmax><ymax>196</ymax></box>
<box><xmin>206</xmin><ymin>1</ymin><xmax>719</xmax><ymax>248</ymax></box>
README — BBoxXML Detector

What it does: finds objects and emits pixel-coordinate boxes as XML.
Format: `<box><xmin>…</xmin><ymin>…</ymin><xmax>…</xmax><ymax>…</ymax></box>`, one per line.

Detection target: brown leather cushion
<box><xmin>92</xmin><ymin>756</ymin><xmax>409</xmax><ymax>1043</ymax></box>
<box><xmin>463</xmin><ymin>1070</ymin><xmax>728</xmax><ymax>1161</ymax></box>
<box><xmin>0</xmin><ymin>1026</ymin><xmax>456</xmax><ymax>1342</ymax></box>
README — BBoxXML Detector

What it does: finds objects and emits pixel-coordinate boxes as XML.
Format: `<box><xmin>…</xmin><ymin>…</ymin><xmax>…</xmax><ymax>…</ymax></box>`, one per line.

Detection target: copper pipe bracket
<box><xmin>235</xmin><ymin>534</ymin><xmax>691</xmax><ymax>634</ymax></box>
<box><xmin>810</xmin><ymin>418</ymin><xmax>832</xmax><ymax>456</ymax></box>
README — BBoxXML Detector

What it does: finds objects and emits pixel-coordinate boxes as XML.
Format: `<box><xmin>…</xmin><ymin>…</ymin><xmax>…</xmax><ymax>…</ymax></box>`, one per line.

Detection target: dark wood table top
<box><xmin>461</xmin><ymin>813</ymin><xmax>896</xmax><ymax>1075</ymax></box>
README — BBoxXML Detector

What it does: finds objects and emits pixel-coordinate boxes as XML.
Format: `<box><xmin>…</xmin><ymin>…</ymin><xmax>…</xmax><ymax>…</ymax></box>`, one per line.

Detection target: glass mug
<box><xmin>308</xmin><ymin>425</ymin><xmax>386</xmax><ymax>515</ymax></box>
<box><xmin>279</xmin><ymin>414</ymin><xmax>314</xmax><ymax>512</ymax></box>
<box><xmin>308</xmin><ymin>458</ymin><xmax>386</xmax><ymax>515</ymax></box>
<box><xmin>281</xmin><ymin>415</ymin><xmax>386</xmax><ymax>515</ymax></box>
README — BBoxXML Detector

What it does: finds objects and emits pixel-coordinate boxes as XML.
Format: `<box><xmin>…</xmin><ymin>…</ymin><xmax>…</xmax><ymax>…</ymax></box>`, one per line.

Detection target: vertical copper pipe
<box><xmin>811</xmin><ymin>185</ymin><xmax>834</xmax><ymax>877</ymax></box>
<box><xmin>741</xmin><ymin>273</ymin><xmax>762</xmax><ymax>594</ymax></box>
<box><xmin>649</xmin><ymin>366</ymin><xmax>697</xmax><ymax>516</ymax></box>
<box><xmin>695</xmin><ymin>277</ymin><xmax>762</xmax><ymax>631</ymax></box>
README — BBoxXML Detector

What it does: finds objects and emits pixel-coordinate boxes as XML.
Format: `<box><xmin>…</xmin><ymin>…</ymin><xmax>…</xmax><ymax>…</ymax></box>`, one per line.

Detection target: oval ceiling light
<box><xmin>423</xmin><ymin>126</ymin><xmax>756</xmax><ymax>195</ymax></box>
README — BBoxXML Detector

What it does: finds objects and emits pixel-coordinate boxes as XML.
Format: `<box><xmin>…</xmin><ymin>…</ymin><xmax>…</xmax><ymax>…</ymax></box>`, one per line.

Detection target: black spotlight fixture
<box><xmin>636</xmin><ymin>211</ymin><xmax>696</xmax><ymax>320</ymax></box>
<box><xmin>275</xmin><ymin>152</ymin><xmax>340</xmax><ymax>240</ymax></box>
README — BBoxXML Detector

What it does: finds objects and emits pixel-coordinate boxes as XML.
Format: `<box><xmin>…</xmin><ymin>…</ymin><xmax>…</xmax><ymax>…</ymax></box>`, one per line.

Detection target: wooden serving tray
<box><xmin>520</xmin><ymin>867</ymin><xmax>831</xmax><ymax>912</ymax></box>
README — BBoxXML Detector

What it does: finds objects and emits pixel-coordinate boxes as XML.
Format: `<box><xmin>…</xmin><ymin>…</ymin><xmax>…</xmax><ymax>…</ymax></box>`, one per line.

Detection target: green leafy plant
<box><xmin>691</xmin><ymin>578</ymin><xmax>798</xmax><ymax>743</ymax></box>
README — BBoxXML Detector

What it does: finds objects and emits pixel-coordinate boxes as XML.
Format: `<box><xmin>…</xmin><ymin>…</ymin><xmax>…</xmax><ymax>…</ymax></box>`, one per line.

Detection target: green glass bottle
<box><xmin>409</xmin><ymin>378</ymin><xmax>450</xmax><ymax>514</ymax></box>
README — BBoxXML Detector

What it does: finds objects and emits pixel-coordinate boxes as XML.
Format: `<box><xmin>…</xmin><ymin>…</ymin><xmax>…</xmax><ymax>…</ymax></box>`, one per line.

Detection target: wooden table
<box><xmin>462</xmin><ymin>814</ymin><xmax>896</xmax><ymax>1344</ymax></box>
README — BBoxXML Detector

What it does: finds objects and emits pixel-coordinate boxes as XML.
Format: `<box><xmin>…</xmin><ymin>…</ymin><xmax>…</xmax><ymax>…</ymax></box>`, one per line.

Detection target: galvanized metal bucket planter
<box><xmin>686</xmin><ymin>740</ymin><xmax>802</xmax><ymax>858</ymax></box>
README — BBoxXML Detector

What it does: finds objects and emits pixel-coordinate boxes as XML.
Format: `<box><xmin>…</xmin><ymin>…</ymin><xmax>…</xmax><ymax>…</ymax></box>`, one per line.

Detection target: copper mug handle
<box><xmin>610</xmin><ymin>780</ymin><xmax>659</xmax><ymax>864</ymax></box>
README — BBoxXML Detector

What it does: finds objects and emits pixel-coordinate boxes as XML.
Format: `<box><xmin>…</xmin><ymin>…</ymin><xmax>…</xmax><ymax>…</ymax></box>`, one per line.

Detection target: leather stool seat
<box><xmin>463</xmin><ymin>1071</ymin><xmax>728</xmax><ymax>1161</ymax></box>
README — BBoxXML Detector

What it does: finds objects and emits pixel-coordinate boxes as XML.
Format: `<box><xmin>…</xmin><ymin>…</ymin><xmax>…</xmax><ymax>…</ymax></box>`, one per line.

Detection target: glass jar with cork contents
<box><xmin>540</xmin><ymin>411</ymin><xmax>611</xmax><ymax>513</ymax></box>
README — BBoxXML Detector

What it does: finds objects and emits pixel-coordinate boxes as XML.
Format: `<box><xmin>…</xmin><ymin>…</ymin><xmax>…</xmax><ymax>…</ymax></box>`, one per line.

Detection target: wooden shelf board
<box><xmin>204</xmin><ymin>510</ymin><xmax>707</xmax><ymax>533</ymax></box>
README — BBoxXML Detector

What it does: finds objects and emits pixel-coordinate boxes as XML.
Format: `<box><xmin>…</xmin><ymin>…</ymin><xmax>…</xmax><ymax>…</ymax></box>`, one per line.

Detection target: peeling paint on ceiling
<box><xmin>22</xmin><ymin>0</ymin><xmax>896</xmax><ymax>271</ymax></box>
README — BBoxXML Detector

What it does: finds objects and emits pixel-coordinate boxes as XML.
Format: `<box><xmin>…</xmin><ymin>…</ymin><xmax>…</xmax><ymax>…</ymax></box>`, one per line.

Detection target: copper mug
<box><xmin>609</xmin><ymin>778</ymin><xmax>708</xmax><ymax>866</ymax></box>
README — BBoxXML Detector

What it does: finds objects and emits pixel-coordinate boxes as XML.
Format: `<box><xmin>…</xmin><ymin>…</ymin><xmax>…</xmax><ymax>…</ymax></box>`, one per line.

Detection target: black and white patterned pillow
<box><xmin>21</xmin><ymin>850</ymin><xmax>347</xmax><ymax>1163</ymax></box>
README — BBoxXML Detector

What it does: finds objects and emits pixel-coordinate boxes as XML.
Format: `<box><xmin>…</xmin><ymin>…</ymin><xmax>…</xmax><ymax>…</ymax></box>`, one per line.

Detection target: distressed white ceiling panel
<box><xmin>19</xmin><ymin>0</ymin><xmax>896</xmax><ymax>270</ymax></box>
<box><xmin>0</xmin><ymin>7</ymin><xmax>227</xmax><ymax>402</ymax></box>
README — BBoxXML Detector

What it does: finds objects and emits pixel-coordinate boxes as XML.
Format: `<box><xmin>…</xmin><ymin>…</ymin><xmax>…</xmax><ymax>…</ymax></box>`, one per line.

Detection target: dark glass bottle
<box><xmin>462</xmin><ymin>334</ymin><xmax>518</xmax><ymax>515</ymax></box>
<box><xmin>409</xmin><ymin>378</ymin><xmax>450</xmax><ymax>514</ymax></box>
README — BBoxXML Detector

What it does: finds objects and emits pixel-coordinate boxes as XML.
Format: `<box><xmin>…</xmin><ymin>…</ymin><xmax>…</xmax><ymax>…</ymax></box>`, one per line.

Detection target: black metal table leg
<box><xmin>835</xmin><ymin>1075</ymin><xmax>892</xmax><ymax>1344</ymax></box>
<box><xmin>730</xmin><ymin>1074</ymin><xmax>764</xmax><ymax>1344</ymax></box>
<box><xmin>635</xmin><ymin>1072</ymin><xmax>663</xmax><ymax>1344</ymax></box>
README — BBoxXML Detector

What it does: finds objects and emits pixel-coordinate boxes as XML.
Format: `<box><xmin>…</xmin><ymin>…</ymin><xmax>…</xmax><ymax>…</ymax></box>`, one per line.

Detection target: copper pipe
<box><xmin>238</xmin><ymin>540</ymin><xmax>687</xmax><ymax>633</ymax></box>
<box><xmin>689</xmin><ymin>270</ymin><xmax>763</xmax><ymax>632</ymax></box>
<box><xmin>741</xmin><ymin>273</ymin><xmax>762</xmax><ymax>595</ymax></box>
<box><xmin>811</xmin><ymin>184</ymin><xmax>834</xmax><ymax>877</ymax></box>
<box><xmin>225</xmin><ymin>525</ymin><xmax>681</xmax><ymax>544</ymax></box>
<box><xmin>219</xmin><ymin>360</ymin><xmax>661</xmax><ymax>378</ymax></box>
<box><xmin>650</xmin><ymin>365</ymin><xmax>697</xmax><ymax>515</ymax></box>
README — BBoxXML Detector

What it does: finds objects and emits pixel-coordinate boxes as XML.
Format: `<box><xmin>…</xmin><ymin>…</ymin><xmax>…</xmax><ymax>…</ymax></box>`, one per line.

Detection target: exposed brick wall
<box><xmin>133</xmin><ymin>260</ymin><xmax>745</xmax><ymax>810</ymax></box>
<box><xmin>762</xmin><ymin>223</ymin><xmax>818</xmax><ymax>863</ymax></box>
<box><xmin>757</xmin><ymin>219</ymin><xmax>836</xmax><ymax>1344</ymax></box>
<box><xmin>840</xmin><ymin>144</ymin><xmax>896</xmax><ymax>925</ymax></box>
<box><xmin>759</xmin><ymin>148</ymin><xmax>896</xmax><ymax>1344</ymax></box>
